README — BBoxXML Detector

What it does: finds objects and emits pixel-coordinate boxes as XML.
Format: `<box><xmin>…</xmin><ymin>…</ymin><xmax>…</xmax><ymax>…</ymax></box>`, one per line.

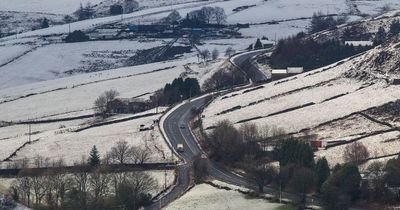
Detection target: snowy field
<box><xmin>0</xmin><ymin>44</ymin><xmax>33</xmax><ymax>66</ymax></box>
<box><xmin>0</xmin><ymin>109</ymin><xmax>176</xmax><ymax>167</ymax></box>
<box><xmin>164</xmin><ymin>183</ymin><xmax>284</xmax><ymax>210</ymax></box>
<box><xmin>0</xmin><ymin>39</ymin><xmax>166</xmax><ymax>89</ymax></box>
<box><xmin>0</xmin><ymin>0</ymin><xmax>105</xmax><ymax>14</ymax></box>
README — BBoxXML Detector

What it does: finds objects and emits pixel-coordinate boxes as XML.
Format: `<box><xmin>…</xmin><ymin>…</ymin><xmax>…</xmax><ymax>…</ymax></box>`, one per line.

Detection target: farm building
<box><xmin>271</xmin><ymin>67</ymin><xmax>303</xmax><ymax>79</ymax></box>
<box><xmin>344</xmin><ymin>41</ymin><xmax>373</xmax><ymax>47</ymax></box>
<box><xmin>107</xmin><ymin>98</ymin><xmax>151</xmax><ymax>114</ymax></box>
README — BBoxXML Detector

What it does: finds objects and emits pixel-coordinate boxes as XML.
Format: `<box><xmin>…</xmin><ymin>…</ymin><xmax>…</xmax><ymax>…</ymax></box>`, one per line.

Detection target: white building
<box><xmin>344</xmin><ymin>41</ymin><xmax>373</xmax><ymax>47</ymax></box>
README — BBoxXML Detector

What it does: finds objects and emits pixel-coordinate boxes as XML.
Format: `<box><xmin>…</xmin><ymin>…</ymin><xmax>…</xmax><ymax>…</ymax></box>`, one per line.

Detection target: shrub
<box><xmin>65</xmin><ymin>30</ymin><xmax>89</xmax><ymax>43</ymax></box>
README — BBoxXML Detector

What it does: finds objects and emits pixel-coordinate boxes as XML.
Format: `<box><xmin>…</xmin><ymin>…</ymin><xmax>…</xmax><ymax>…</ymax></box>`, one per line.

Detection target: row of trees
<box><xmin>183</xmin><ymin>6</ymin><xmax>227</xmax><ymax>26</ymax></box>
<box><xmin>270</xmin><ymin>33</ymin><xmax>371</xmax><ymax>70</ymax></box>
<box><xmin>10</xmin><ymin>166</ymin><xmax>156</xmax><ymax>210</ymax></box>
<box><xmin>8</xmin><ymin>141</ymin><xmax>157</xmax><ymax>210</ymax></box>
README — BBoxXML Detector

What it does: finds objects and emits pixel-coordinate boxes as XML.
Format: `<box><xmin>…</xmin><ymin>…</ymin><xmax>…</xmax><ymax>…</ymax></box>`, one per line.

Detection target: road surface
<box><xmin>146</xmin><ymin>50</ymin><xmax>322</xmax><ymax>209</ymax></box>
<box><xmin>231</xmin><ymin>49</ymin><xmax>269</xmax><ymax>83</ymax></box>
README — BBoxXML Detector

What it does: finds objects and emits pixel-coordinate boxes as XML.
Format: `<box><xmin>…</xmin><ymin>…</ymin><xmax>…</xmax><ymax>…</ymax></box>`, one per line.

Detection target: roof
<box><xmin>271</xmin><ymin>69</ymin><xmax>287</xmax><ymax>74</ymax></box>
<box><xmin>260</xmin><ymin>39</ymin><xmax>275</xmax><ymax>45</ymax></box>
<box><xmin>112</xmin><ymin>98</ymin><xmax>148</xmax><ymax>104</ymax></box>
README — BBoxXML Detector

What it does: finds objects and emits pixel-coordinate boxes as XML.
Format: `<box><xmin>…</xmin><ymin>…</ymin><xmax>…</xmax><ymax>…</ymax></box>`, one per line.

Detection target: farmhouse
<box><xmin>107</xmin><ymin>98</ymin><xmax>150</xmax><ymax>114</ymax></box>
<box><xmin>271</xmin><ymin>67</ymin><xmax>303</xmax><ymax>79</ymax></box>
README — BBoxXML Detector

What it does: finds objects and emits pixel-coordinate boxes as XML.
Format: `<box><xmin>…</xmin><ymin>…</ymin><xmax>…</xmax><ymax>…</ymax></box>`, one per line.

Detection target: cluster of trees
<box><xmin>8</xmin><ymin>141</ymin><xmax>156</xmax><ymax>210</ymax></box>
<box><xmin>202</xmin><ymin>67</ymin><xmax>246</xmax><ymax>92</ymax></box>
<box><xmin>206</xmin><ymin>120</ymin><xmax>400</xmax><ymax>208</ymax></box>
<box><xmin>182</xmin><ymin>6</ymin><xmax>227</xmax><ymax>26</ymax></box>
<box><xmin>152</xmin><ymin>77</ymin><xmax>201</xmax><ymax>105</ymax></box>
<box><xmin>270</xmin><ymin>34</ymin><xmax>371</xmax><ymax>70</ymax></box>
<box><xmin>309</xmin><ymin>12</ymin><xmax>348</xmax><ymax>33</ymax></box>
<box><xmin>322</xmin><ymin>154</ymin><xmax>400</xmax><ymax>209</ymax></box>
<box><xmin>199</xmin><ymin>48</ymin><xmax>220</xmax><ymax>62</ymax></box>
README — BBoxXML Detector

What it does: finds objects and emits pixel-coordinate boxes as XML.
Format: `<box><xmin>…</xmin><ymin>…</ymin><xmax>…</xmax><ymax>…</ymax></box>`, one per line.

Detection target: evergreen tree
<box><xmin>41</xmin><ymin>18</ymin><xmax>49</xmax><ymax>29</ymax></box>
<box><xmin>88</xmin><ymin>145</ymin><xmax>100</xmax><ymax>166</ymax></box>
<box><xmin>254</xmin><ymin>38</ymin><xmax>263</xmax><ymax>49</ymax></box>
<box><xmin>315</xmin><ymin>157</ymin><xmax>330</xmax><ymax>192</ymax></box>
<box><xmin>275</xmin><ymin>138</ymin><xmax>314</xmax><ymax>168</ymax></box>
<box><xmin>389</xmin><ymin>20</ymin><xmax>400</xmax><ymax>37</ymax></box>
<box><xmin>374</xmin><ymin>26</ymin><xmax>387</xmax><ymax>45</ymax></box>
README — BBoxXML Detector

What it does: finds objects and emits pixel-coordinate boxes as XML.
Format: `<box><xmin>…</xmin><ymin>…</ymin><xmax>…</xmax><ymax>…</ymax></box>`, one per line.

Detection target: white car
<box><xmin>176</xmin><ymin>144</ymin><xmax>184</xmax><ymax>152</ymax></box>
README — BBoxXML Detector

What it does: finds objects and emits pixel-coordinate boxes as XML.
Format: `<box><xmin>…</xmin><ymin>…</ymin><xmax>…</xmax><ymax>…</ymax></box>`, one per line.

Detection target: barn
<box><xmin>107</xmin><ymin>98</ymin><xmax>151</xmax><ymax>114</ymax></box>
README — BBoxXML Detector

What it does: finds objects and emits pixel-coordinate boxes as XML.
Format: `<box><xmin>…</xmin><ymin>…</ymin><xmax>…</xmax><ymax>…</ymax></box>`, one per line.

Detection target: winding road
<box><xmin>146</xmin><ymin>50</ymin><xmax>321</xmax><ymax>209</ymax></box>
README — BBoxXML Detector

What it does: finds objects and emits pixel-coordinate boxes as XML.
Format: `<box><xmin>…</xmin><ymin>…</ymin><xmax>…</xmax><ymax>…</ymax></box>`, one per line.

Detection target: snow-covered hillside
<box><xmin>202</xmin><ymin>36</ymin><xmax>400</xmax><ymax>166</ymax></box>
<box><xmin>164</xmin><ymin>182</ymin><xmax>284</xmax><ymax>210</ymax></box>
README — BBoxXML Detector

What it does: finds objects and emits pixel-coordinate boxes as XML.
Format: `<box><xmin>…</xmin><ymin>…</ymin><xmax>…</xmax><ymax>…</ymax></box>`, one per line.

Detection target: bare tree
<box><xmin>214</xmin><ymin>7</ymin><xmax>227</xmax><ymax>25</ymax></box>
<box><xmin>192</xmin><ymin>155</ymin><xmax>209</xmax><ymax>183</ymax></box>
<box><xmin>200</xmin><ymin>7</ymin><xmax>215</xmax><ymax>24</ymax></box>
<box><xmin>33</xmin><ymin>155</ymin><xmax>50</xmax><ymax>168</ymax></box>
<box><xmin>225</xmin><ymin>47</ymin><xmax>235</xmax><ymax>57</ymax></box>
<box><xmin>31</xmin><ymin>175</ymin><xmax>47</xmax><ymax>205</ymax></box>
<box><xmin>131</xmin><ymin>146</ymin><xmax>151</xmax><ymax>164</ymax></box>
<box><xmin>89</xmin><ymin>167</ymin><xmax>111</xmax><ymax>207</ymax></box>
<box><xmin>70</xmin><ymin>161</ymin><xmax>90</xmax><ymax>209</ymax></box>
<box><xmin>123</xmin><ymin>0</ymin><xmax>139</xmax><ymax>13</ymax></box>
<box><xmin>116</xmin><ymin>172</ymin><xmax>157</xmax><ymax>209</ymax></box>
<box><xmin>199</xmin><ymin>49</ymin><xmax>211</xmax><ymax>62</ymax></box>
<box><xmin>343</xmin><ymin>141</ymin><xmax>370</xmax><ymax>164</ymax></box>
<box><xmin>94</xmin><ymin>89</ymin><xmax>119</xmax><ymax>118</ymax></box>
<box><xmin>247</xmin><ymin>162</ymin><xmax>277</xmax><ymax>193</ymax></box>
<box><xmin>12</xmin><ymin>176</ymin><xmax>32</xmax><ymax>206</ymax></box>
<box><xmin>107</xmin><ymin>140</ymin><xmax>134</xmax><ymax>164</ymax></box>
<box><xmin>212</xmin><ymin>48</ymin><xmax>219</xmax><ymax>60</ymax></box>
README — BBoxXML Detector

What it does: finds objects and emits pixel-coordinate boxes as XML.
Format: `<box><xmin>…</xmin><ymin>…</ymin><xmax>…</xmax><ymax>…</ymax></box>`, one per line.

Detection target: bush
<box><xmin>274</xmin><ymin>138</ymin><xmax>314</xmax><ymax>168</ymax></box>
<box><xmin>110</xmin><ymin>4</ymin><xmax>123</xmax><ymax>15</ymax></box>
<box><xmin>65</xmin><ymin>30</ymin><xmax>89</xmax><ymax>43</ymax></box>
<box><xmin>321</xmin><ymin>163</ymin><xmax>361</xmax><ymax>209</ymax></box>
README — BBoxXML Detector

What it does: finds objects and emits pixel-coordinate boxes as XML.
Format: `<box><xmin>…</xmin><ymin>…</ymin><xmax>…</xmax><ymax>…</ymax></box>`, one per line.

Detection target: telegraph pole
<box><xmin>29</xmin><ymin>123</ymin><xmax>31</xmax><ymax>143</ymax></box>
<box><xmin>164</xmin><ymin>170</ymin><xmax>167</xmax><ymax>190</ymax></box>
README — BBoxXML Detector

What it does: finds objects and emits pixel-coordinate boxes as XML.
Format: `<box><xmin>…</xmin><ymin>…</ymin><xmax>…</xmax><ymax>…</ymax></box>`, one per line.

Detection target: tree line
<box><xmin>6</xmin><ymin>141</ymin><xmax>158</xmax><ymax>210</ymax></box>
<box><xmin>269</xmin><ymin>33</ymin><xmax>371</xmax><ymax>71</ymax></box>
<box><xmin>204</xmin><ymin>120</ymin><xmax>400</xmax><ymax>209</ymax></box>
